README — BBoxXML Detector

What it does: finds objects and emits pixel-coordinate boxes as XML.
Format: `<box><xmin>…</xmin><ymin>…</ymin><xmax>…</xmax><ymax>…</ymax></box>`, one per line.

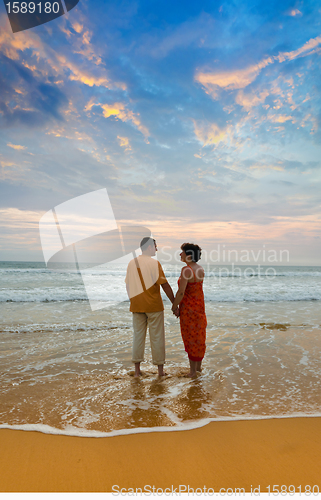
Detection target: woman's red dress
<box><xmin>178</xmin><ymin>266</ymin><xmax>207</xmax><ymax>362</ymax></box>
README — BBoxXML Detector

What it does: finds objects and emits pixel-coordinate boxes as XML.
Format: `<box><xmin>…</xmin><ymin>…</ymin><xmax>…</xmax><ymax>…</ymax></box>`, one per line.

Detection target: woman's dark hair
<box><xmin>181</xmin><ymin>242</ymin><xmax>202</xmax><ymax>263</ymax></box>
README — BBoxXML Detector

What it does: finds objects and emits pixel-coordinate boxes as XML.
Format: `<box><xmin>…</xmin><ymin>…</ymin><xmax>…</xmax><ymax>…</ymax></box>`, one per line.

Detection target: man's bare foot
<box><xmin>157</xmin><ymin>364</ymin><xmax>166</xmax><ymax>377</ymax></box>
<box><xmin>134</xmin><ymin>363</ymin><xmax>143</xmax><ymax>377</ymax></box>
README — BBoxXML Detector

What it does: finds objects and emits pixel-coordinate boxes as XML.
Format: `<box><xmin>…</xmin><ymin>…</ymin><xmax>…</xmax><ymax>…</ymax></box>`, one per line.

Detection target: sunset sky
<box><xmin>0</xmin><ymin>0</ymin><xmax>321</xmax><ymax>264</ymax></box>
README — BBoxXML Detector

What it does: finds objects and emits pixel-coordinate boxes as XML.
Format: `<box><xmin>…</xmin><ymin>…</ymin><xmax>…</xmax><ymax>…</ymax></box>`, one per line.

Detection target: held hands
<box><xmin>172</xmin><ymin>307</ymin><xmax>180</xmax><ymax>317</ymax></box>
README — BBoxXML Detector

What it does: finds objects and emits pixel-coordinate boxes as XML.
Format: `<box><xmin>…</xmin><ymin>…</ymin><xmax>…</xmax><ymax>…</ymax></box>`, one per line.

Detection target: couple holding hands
<box><xmin>125</xmin><ymin>237</ymin><xmax>207</xmax><ymax>378</ymax></box>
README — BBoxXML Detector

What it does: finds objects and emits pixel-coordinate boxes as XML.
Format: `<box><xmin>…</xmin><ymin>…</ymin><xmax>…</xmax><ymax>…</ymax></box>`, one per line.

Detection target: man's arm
<box><xmin>161</xmin><ymin>282</ymin><xmax>175</xmax><ymax>304</ymax></box>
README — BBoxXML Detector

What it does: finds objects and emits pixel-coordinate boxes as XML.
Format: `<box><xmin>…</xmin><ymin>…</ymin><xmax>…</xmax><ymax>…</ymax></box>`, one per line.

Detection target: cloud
<box><xmin>248</xmin><ymin>162</ymin><xmax>284</xmax><ymax>173</ymax></box>
<box><xmin>0</xmin><ymin>56</ymin><xmax>69</xmax><ymax>128</ymax></box>
<box><xmin>7</xmin><ymin>143</ymin><xmax>26</xmax><ymax>150</ymax></box>
<box><xmin>196</xmin><ymin>57</ymin><xmax>274</xmax><ymax>96</ymax></box>
<box><xmin>117</xmin><ymin>136</ymin><xmax>131</xmax><ymax>151</ymax></box>
<box><xmin>55</xmin><ymin>54</ymin><xmax>125</xmax><ymax>89</ymax></box>
<box><xmin>235</xmin><ymin>89</ymin><xmax>269</xmax><ymax>111</ymax></box>
<box><xmin>287</xmin><ymin>9</ymin><xmax>303</xmax><ymax>17</ymax></box>
<box><xmin>276</xmin><ymin>35</ymin><xmax>321</xmax><ymax>62</ymax></box>
<box><xmin>0</xmin><ymin>159</ymin><xmax>31</xmax><ymax>182</ymax></box>
<box><xmin>0</xmin><ymin>15</ymin><xmax>48</xmax><ymax>62</ymax></box>
<box><xmin>70</xmin><ymin>29</ymin><xmax>103</xmax><ymax>66</ymax></box>
<box><xmin>85</xmin><ymin>99</ymin><xmax>150</xmax><ymax>139</ymax></box>
<box><xmin>0</xmin><ymin>16</ymin><xmax>125</xmax><ymax>90</ymax></box>
<box><xmin>0</xmin><ymin>101</ymin><xmax>59</xmax><ymax>129</ymax></box>
<box><xmin>193</xmin><ymin>121</ymin><xmax>228</xmax><ymax>147</ymax></box>
<box><xmin>195</xmin><ymin>34</ymin><xmax>321</xmax><ymax>97</ymax></box>
<box><xmin>0</xmin><ymin>14</ymin><xmax>128</xmax><ymax>133</ymax></box>
<box><xmin>72</xmin><ymin>22</ymin><xmax>84</xmax><ymax>34</ymax></box>
<box><xmin>269</xmin><ymin>114</ymin><xmax>294</xmax><ymax>124</ymax></box>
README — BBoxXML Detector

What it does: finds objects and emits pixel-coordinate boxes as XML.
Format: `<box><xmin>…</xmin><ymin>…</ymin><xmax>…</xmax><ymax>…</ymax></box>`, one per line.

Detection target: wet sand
<box><xmin>1</xmin><ymin>416</ymin><xmax>321</xmax><ymax>492</ymax></box>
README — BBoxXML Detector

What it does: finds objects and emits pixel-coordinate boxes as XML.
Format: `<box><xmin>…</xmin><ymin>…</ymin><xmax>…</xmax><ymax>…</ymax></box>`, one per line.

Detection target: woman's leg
<box><xmin>196</xmin><ymin>360</ymin><xmax>202</xmax><ymax>372</ymax></box>
<box><xmin>187</xmin><ymin>358</ymin><xmax>197</xmax><ymax>377</ymax></box>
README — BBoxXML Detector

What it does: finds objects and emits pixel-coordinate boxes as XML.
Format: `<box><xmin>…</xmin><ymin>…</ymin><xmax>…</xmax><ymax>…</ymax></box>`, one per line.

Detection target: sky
<box><xmin>0</xmin><ymin>0</ymin><xmax>321</xmax><ymax>264</ymax></box>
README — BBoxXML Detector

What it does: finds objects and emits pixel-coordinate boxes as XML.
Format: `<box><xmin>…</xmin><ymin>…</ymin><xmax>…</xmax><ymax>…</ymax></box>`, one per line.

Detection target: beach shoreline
<box><xmin>1</xmin><ymin>416</ymin><xmax>320</xmax><ymax>493</ymax></box>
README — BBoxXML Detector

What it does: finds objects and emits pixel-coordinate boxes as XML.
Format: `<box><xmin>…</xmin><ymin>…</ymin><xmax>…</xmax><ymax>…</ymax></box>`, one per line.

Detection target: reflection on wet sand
<box><xmin>125</xmin><ymin>371</ymin><xmax>223</xmax><ymax>427</ymax></box>
<box><xmin>173</xmin><ymin>379</ymin><xmax>212</xmax><ymax>421</ymax></box>
<box><xmin>126</xmin><ymin>375</ymin><xmax>174</xmax><ymax>428</ymax></box>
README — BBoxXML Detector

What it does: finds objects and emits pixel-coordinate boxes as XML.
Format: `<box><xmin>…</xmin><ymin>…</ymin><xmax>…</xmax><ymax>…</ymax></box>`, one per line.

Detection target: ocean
<box><xmin>1</xmin><ymin>261</ymin><xmax>321</xmax><ymax>437</ymax></box>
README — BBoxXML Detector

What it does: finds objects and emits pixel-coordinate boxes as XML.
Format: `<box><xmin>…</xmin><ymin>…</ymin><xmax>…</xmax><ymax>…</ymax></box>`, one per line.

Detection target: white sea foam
<box><xmin>1</xmin><ymin>413</ymin><xmax>321</xmax><ymax>438</ymax></box>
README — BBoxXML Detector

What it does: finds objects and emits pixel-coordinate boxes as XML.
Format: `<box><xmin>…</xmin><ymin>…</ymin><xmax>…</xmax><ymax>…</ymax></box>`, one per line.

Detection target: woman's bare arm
<box><xmin>171</xmin><ymin>267</ymin><xmax>193</xmax><ymax>311</ymax></box>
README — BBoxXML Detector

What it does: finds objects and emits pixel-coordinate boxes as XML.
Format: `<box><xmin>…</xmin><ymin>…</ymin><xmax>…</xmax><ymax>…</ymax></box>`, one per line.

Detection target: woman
<box><xmin>172</xmin><ymin>243</ymin><xmax>207</xmax><ymax>377</ymax></box>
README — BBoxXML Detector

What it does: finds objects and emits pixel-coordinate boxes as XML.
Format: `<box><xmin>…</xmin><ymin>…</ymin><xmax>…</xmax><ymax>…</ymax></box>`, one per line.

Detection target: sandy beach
<box><xmin>1</xmin><ymin>416</ymin><xmax>320</xmax><ymax>492</ymax></box>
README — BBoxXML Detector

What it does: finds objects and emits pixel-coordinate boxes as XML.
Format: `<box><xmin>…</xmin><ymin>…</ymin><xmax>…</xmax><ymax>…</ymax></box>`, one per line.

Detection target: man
<box><xmin>125</xmin><ymin>237</ymin><xmax>176</xmax><ymax>377</ymax></box>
